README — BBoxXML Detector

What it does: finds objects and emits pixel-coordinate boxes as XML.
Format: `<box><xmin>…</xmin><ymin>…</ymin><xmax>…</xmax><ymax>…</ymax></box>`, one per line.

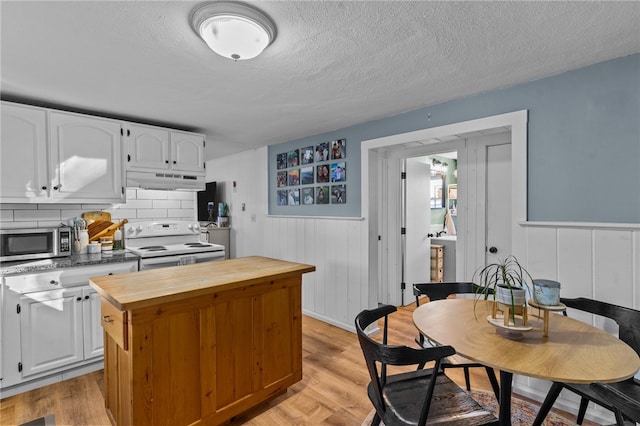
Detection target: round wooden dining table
<box><xmin>413</xmin><ymin>299</ymin><xmax>640</xmax><ymax>426</ymax></box>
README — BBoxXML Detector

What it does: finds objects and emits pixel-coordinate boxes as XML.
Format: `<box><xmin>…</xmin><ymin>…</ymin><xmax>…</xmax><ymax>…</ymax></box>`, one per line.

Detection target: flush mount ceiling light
<box><xmin>191</xmin><ymin>2</ymin><xmax>277</xmax><ymax>61</ymax></box>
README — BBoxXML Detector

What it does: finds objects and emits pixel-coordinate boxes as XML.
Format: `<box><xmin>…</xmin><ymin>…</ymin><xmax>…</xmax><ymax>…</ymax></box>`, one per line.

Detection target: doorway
<box><xmin>361</xmin><ymin>111</ymin><xmax>528</xmax><ymax>308</ymax></box>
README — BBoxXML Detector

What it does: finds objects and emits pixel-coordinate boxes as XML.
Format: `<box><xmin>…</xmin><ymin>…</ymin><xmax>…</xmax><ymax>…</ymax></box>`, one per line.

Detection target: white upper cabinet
<box><xmin>0</xmin><ymin>103</ymin><xmax>49</xmax><ymax>199</ymax></box>
<box><xmin>171</xmin><ymin>130</ymin><xmax>206</xmax><ymax>172</ymax></box>
<box><xmin>1</xmin><ymin>102</ymin><xmax>124</xmax><ymax>203</ymax></box>
<box><xmin>49</xmin><ymin>111</ymin><xmax>124</xmax><ymax>202</ymax></box>
<box><xmin>125</xmin><ymin>124</ymin><xmax>205</xmax><ymax>174</ymax></box>
<box><xmin>126</xmin><ymin>124</ymin><xmax>170</xmax><ymax>170</ymax></box>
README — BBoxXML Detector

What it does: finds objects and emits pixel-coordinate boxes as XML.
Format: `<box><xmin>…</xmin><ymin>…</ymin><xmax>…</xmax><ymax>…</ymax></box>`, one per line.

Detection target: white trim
<box><xmin>361</xmin><ymin>110</ymin><xmax>529</xmax><ymax>306</ymax></box>
<box><xmin>521</xmin><ymin>221</ymin><xmax>640</xmax><ymax>230</ymax></box>
<box><xmin>266</xmin><ymin>215</ymin><xmax>364</xmax><ymax>221</ymax></box>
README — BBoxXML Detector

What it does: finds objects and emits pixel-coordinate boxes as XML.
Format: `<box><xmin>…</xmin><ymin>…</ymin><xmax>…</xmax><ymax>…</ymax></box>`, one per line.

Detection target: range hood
<box><xmin>126</xmin><ymin>170</ymin><xmax>205</xmax><ymax>191</ymax></box>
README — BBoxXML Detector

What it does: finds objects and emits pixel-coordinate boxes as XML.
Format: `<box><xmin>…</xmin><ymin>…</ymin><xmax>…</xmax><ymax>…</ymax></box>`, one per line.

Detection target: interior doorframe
<box><xmin>361</xmin><ymin>110</ymin><xmax>528</xmax><ymax>307</ymax></box>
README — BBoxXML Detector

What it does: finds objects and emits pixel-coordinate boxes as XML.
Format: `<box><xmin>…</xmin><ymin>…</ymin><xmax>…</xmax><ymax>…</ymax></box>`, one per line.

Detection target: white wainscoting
<box><xmin>262</xmin><ymin>216</ymin><xmax>368</xmax><ymax>330</ymax></box>
<box><xmin>513</xmin><ymin>221</ymin><xmax>640</xmax><ymax>424</ymax></box>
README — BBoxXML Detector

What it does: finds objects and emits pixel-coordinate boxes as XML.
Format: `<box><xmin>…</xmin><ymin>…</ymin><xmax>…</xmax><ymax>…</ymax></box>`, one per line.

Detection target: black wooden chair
<box><xmin>413</xmin><ymin>282</ymin><xmax>500</xmax><ymax>399</ymax></box>
<box><xmin>355</xmin><ymin>304</ymin><xmax>498</xmax><ymax>426</ymax></box>
<box><xmin>590</xmin><ymin>382</ymin><xmax>640</xmax><ymax>425</ymax></box>
<box><xmin>532</xmin><ymin>297</ymin><xmax>640</xmax><ymax>426</ymax></box>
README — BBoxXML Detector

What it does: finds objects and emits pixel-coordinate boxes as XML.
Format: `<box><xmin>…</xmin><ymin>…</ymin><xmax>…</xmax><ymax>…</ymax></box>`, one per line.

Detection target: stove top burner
<box><xmin>139</xmin><ymin>246</ymin><xmax>167</xmax><ymax>251</ymax></box>
<box><xmin>184</xmin><ymin>243</ymin><xmax>210</xmax><ymax>248</ymax></box>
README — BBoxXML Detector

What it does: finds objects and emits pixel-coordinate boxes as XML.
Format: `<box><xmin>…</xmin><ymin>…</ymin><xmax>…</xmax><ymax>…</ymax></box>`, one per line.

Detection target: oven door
<box><xmin>139</xmin><ymin>251</ymin><xmax>225</xmax><ymax>270</ymax></box>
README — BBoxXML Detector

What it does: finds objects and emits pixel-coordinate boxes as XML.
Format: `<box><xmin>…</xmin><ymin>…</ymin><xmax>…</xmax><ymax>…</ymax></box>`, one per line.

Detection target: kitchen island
<box><xmin>90</xmin><ymin>256</ymin><xmax>315</xmax><ymax>426</ymax></box>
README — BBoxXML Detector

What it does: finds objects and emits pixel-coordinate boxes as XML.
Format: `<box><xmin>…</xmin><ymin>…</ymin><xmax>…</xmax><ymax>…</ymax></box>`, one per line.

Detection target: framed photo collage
<box><xmin>276</xmin><ymin>139</ymin><xmax>346</xmax><ymax>206</ymax></box>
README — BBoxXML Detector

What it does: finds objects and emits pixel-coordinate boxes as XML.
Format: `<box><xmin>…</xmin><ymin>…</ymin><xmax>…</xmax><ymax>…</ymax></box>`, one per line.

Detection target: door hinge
<box><xmin>400</xmin><ymin>282</ymin><xmax>406</xmax><ymax>290</ymax></box>
<box><xmin>16</xmin><ymin>304</ymin><xmax>20</xmax><ymax>314</ymax></box>
<box><xmin>401</xmin><ymin>172</ymin><xmax>406</xmax><ymax>179</ymax></box>
<box><xmin>18</xmin><ymin>362</ymin><xmax>22</xmax><ymax>373</ymax></box>
<box><xmin>400</xmin><ymin>227</ymin><xmax>406</xmax><ymax>235</ymax></box>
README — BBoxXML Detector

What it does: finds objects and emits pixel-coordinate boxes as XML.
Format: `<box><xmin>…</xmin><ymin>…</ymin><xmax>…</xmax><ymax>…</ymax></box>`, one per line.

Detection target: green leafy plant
<box><xmin>473</xmin><ymin>255</ymin><xmax>533</xmax><ymax>323</ymax></box>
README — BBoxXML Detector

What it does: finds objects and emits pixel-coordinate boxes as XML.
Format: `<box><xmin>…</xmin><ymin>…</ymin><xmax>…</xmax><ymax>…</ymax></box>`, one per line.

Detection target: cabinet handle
<box><xmin>127</xmin><ymin>129</ymin><xmax>131</xmax><ymax>137</ymax></box>
<box><xmin>103</xmin><ymin>316</ymin><xmax>114</xmax><ymax>324</ymax></box>
<box><xmin>173</xmin><ymin>160</ymin><xmax>176</xmax><ymax>164</ymax></box>
<box><xmin>42</xmin><ymin>186</ymin><xmax>47</xmax><ymax>190</ymax></box>
<box><xmin>165</xmin><ymin>160</ymin><xmax>169</xmax><ymax>164</ymax></box>
<box><xmin>50</xmin><ymin>280</ymin><xmax>59</xmax><ymax>285</ymax></box>
<box><xmin>84</xmin><ymin>295</ymin><xmax>90</xmax><ymax>300</ymax></box>
<box><xmin>76</xmin><ymin>297</ymin><xmax>82</xmax><ymax>301</ymax></box>
<box><xmin>53</xmin><ymin>184</ymin><xmax>61</xmax><ymax>190</ymax></box>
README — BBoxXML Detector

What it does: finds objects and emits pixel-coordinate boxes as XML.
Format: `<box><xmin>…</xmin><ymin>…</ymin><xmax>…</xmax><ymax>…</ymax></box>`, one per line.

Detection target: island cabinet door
<box><xmin>117</xmin><ymin>276</ymin><xmax>303</xmax><ymax>426</ymax></box>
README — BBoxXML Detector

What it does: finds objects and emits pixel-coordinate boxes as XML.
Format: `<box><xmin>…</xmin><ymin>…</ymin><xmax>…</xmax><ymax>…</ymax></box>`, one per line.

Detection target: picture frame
<box><xmin>331</xmin><ymin>162</ymin><xmax>346</xmax><ymax>182</ymax></box>
<box><xmin>316</xmin><ymin>186</ymin><xmax>330</xmax><ymax>204</ymax></box>
<box><xmin>287</xmin><ymin>149</ymin><xmax>299</xmax><ymax>168</ymax></box>
<box><xmin>288</xmin><ymin>188</ymin><xmax>300</xmax><ymax>206</ymax></box>
<box><xmin>277</xmin><ymin>171</ymin><xmax>287</xmax><ymax>187</ymax></box>
<box><xmin>331</xmin><ymin>184</ymin><xmax>346</xmax><ymax>204</ymax></box>
<box><xmin>316</xmin><ymin>164</ymin><xmax>330</xmax><ymax>183</ymax></box>
<box><xmin>288</xmin><ymin>169</ymin><xmax>300</xmax><ymax>186</ymax></box>
<box><xmin>302</xmin><ymin>188</ymin><xmax>314</xmax><ymax>205</ymax></box>
<box><xmin>301</xmin><ymin>146</ymin><xmax>314</xmax><ymax>165</ymax></box>
<box><xmin>315</xmin><ymin>142</ymin><xmax>329</xmax><ymax>162</ymax></box>
<box><xmin>301</xmin><ymin>166</ymin><xmax>314</xmax><ymax>185</ymax></box>
<box><xmin>331</xmin><ymin>139</ymin><xmax>346</xmax><ymax>160</ymax></box>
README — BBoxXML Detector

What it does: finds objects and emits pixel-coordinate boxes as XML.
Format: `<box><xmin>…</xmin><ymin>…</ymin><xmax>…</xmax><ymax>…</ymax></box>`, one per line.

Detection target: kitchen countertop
<box><xmin>90</xmin><ymin>256</ymin><xmax>315</xmax><ymax>311</ymax></box>
<box><xmin>0</xmin><ymin>251</ymin><xmax>140</xmax><ymax>276</ymax></box>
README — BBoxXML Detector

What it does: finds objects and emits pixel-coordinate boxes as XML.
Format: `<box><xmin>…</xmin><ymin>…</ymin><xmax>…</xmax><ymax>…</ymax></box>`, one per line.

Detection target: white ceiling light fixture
<box><xmin>191</xmin><ymin>2</ymin><xmax>277</xmax><ymax>61</ymax></box>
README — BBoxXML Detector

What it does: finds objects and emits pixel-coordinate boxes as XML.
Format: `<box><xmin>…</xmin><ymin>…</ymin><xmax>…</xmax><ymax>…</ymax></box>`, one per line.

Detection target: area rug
<box><xmin>361</xmin><ymin>389</ymin><xmax>574</xmax><ymax>426</ymax></box>
<box><xmin>18</xmin><ymin>414</ymin><xmax>55</xmax><ymax>426</ymax></box>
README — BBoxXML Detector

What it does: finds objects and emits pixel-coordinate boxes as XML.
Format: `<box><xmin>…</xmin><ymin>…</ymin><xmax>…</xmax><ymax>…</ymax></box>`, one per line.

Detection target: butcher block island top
<box><xmin>90</xmin><ymin>255</ymin><xmax>316</xmax><ymax>311</ymax></box>
<box><xmin>90</xmin><ymin>256</ymin><xmax>315</xmax><ymax>426</ymax></box>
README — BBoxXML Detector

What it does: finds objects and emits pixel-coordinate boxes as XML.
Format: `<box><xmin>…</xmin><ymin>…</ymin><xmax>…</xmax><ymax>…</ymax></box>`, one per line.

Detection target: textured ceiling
<box><xmin>1</xmin><ymin>1</ymin><xmax>639</xmax><ymax>160</ymax></box>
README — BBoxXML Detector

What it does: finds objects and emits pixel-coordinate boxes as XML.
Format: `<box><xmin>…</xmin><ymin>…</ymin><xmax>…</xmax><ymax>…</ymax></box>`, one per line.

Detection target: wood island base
<box><xmin>90</xmin><ymin>256</ymin><xmax>315</xmax><ymax>426</ymax></box>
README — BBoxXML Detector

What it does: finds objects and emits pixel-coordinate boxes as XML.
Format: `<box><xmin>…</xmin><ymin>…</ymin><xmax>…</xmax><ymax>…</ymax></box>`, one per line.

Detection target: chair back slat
<box><xmin>560</xmin><ymin>297</ymin><xmax>640</xmax><ymax>355</ymax></box>
<box><xmin>591</xmin><ymin>382</ymin><xmax>640</xmax><ymax>423</ymax></box>
<box><xmin>413</xmin><ymin>282</ymin><xmax>494</xmax><ymax>306</ymax></box>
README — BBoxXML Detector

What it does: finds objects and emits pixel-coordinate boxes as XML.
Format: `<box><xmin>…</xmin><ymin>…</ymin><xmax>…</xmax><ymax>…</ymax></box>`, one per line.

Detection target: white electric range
<box><xmin>124</xmin><ymin>220</ymin><xmax>225</xmax><ymax>270</ymax></box>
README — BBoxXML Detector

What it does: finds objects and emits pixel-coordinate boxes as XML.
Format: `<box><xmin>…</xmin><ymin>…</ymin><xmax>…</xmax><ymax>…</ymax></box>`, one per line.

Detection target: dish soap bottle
<box><xmin>113</xmin><ymin>228</ymin><xmax>123</xmax><ymax>250</ymax></box>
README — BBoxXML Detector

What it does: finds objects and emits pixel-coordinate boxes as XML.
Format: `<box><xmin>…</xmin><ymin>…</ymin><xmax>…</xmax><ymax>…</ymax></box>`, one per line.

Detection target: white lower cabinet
<box><xmin>19</xmin><ymin>287</ymin><xmax>85</xmax><ymax>377</ymax></box>
<box><xmin>0</xmin><ymin>261</ymin><xmax>138</xmax><ymax>397</ymax></box>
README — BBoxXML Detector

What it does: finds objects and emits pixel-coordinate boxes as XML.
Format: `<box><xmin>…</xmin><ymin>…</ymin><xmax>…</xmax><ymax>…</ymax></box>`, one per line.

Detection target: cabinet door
<box><xmin>126</xmin><ymin>124</ymin><xmax>170</xmax><ymax>170</ymax></box>
<box><xmin>82</xmin><ymin>287</ymin><xmax>104</xmax><ymax>359</ymax></box>
<box><xmin>0</xmin><ymin>102</ymin><xmax>49</xmax><ymax>200</ymax></box>
<box><xmin>171</xmin><ymin>131</ymin><xmax>205</xmax><ymax>173</ymax></box>
<box><xmin>49</xmin><ymin>112</ymin><xmax>124</xmax><ymax>202</ymax></box>
<box><xmin>19</xmin><ymin>288</ymin><xmax>84</xmax><ymax>377</ymax></box>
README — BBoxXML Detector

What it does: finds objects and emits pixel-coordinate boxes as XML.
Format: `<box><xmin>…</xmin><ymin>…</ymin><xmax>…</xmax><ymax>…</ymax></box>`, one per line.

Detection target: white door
<box><xmin>49</xmin><ymin>111</ymin><xmax>123</xmax><ymax>201</ymax></box>
<box><xmin>485</xmin><ymin>143</ymin><xmax>512</xmax><ymax>262</ymax></box>
<box><xmin>20</xmin><ymin>288</ymin><xmax>84</xmax><ymax>377</ymax></box>
<box><xmin>404</xmin><ymin>158</ymin><xmax>431</xmax><ymax>303</ymax></box>
<box><xmin>82</xmin><ymin>287</ymin><xmax>104</xmax><ymax>359</ymax></box>
<box><xmin>171</xmin><ymin>131</ymin><xmax>205</xmax><ymax>172</ymax></box>
<box><xmin>0</xmin><ymin>102</ymin><xmax>48</xmax><ymax>200</ymax></box>
<box><xmin>126</xmin><ymin>124</ymin><xmax>170</xmax><ymax>170</ymax></box>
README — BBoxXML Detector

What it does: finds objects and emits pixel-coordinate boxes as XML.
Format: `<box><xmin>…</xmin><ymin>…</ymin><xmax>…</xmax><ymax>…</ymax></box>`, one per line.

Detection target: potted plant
<box><xmin>473</xmin><ymin>255</ymin><xmax>534</xmax><ymax>324</ymax></box>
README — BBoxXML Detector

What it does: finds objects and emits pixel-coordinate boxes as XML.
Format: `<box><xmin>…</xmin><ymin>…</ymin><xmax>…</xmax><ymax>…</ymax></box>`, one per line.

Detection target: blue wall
<box><xmin>269</xmin><ymin>54</ymin><xmax>640</xmax><ymax>223</ymax></box>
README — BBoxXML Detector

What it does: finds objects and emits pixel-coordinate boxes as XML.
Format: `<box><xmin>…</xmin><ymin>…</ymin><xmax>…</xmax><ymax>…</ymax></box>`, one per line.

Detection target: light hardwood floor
<box><xmin>1</xmin><ymin>302</ymin><xmax>595</xmax><ymax>425</ymax></box>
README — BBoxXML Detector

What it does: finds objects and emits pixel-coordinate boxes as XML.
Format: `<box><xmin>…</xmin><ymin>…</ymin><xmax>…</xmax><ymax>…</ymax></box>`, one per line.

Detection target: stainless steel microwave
<box><xmin>0</xmin><ymin>226</ymin><xmax>72</xmax><ymax>262</ymax></box>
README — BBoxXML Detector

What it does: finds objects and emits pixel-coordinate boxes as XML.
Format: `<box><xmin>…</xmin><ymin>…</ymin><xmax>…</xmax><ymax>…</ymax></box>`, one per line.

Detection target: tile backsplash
<box><xmin>0</xmin><ymin>189</ymin><xmax>196</xmax><ymax>229</ymax></box>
